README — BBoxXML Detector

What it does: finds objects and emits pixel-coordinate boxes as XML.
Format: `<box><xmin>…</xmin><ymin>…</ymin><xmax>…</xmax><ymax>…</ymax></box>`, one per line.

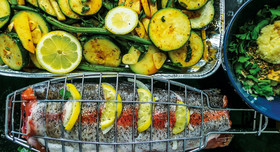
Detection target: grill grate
<box><xmin>5</xmin><ymin>73</ymin><xmax>280</xmax><ymax>152</ymax></box>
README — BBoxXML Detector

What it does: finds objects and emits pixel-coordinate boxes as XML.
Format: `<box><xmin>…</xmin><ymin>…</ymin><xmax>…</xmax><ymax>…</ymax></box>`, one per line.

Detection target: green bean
<box><xmin>78</xmin><ymin>63</ymin><xmax>131</xmax><ymax>72</ymax></box>
<box><xmin>46</xmin><ymin>16</ymin><xmax>152</xmax><ymax>45</ymax></box>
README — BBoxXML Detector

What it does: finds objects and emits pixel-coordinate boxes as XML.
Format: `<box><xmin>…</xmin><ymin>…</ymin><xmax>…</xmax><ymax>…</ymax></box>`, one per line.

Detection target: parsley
<box><xmin>161</xmin><ymin>16</ymin><xmax>166</xmax><ymax>22</ymax></box>
<box><xmin>82</xmin><ymin>6</ymin><xmax>90</xmax><ymax>14</ymax></box>
<box><xmin>0</xmin><ymin>15</ymin><xmax>9</xmax><ymax>21</ymax></box>
<box><xmin>59</xmin><ymin>88</ymin><xmax>71</xmax><ymax>100</ymax></box>
<box><xmin>185</xmin><ymin>43</ymin><xmax>192</xmax><ymax>62</ymax></box>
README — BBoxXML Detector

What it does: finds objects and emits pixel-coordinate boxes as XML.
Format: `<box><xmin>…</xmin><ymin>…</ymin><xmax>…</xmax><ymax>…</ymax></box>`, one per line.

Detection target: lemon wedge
<box><xmin>105</xmin><ymin>6</ymin><xmax>138</xmax><ymax>35</ymax></box>
<box><xmin>137</xmin><ymin>88</ymin><xmax>155</xmax><ymax>133</ymax></box>
<box><xmin>100</xmin><ymin>83</ymin><xmax>123</xmax><ymax>130</ymax></box>
<box><xmin>172</xmin><ymin>101</ymin><xmax>190</xmax><ymax>134</ymax></box>
<box><xmin>36</xmin><ymin>31</ymin><xmax>82</xmax><ymax>74</ymax></box>
<box><xmin>63</xmin><ymin>83</ymin><xmax>81</xmax><ymax>131</ymax></box>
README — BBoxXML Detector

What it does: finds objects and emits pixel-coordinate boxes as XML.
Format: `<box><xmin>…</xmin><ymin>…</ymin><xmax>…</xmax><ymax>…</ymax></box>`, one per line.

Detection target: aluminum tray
<box><xmin>0</xmin><ymin>0</ymin><xmax>225</xmax><ymax>79</ymax></box>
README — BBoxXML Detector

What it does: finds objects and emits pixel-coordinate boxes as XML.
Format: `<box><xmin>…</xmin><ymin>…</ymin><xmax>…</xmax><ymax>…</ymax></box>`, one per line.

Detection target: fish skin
<box><xmin>21</xmin><ymin>82</ymin><xmax>231</xmax><ymax>152</ymax></box>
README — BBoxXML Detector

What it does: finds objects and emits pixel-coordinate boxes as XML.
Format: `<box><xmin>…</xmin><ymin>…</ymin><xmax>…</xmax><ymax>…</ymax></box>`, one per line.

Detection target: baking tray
<box><xmin>0</xmin><ymin>0</ymin><xmax>225</xmax><ymax>79</ymax></box>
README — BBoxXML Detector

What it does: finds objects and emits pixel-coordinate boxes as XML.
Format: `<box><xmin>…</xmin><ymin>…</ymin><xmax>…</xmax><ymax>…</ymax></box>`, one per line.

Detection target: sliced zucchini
<box><xmin>149</xmin><ymin>8</ymin><xmax>191</xmax><ymax>51</ymax></box>
<box><xmin>83</xmin><ymin>36</ymin><xmax>121</xmax><ymax>67</ymax></box>
<box><xmin>29</xmin><ymin>52</ymin><xmax>44</xmax><ymax>69</ymax></box>
<box><xmin>168</xmin><ymin>31</ymin><xmax>204</xmax><ymax>67</ymax></box>
<box><xmin>130</xmin><ymin>45</ymin><xmax>160</xmax><ymax>75</ymax></box>
<box><xmin>183</xmin><ymin>0</ymin><xmax>214</xmax><ymax>29</ymax></box>
<box><xmin>58</xmin><ymin>0</ymin><xmax>81</xmax><ymax>19</ymax></box>
<box><xmin>38</xmin><ymin>0</ymin><xmax>66</xmax><ymax>20</ymax></box>
<box><xmin>0</xmin><ymin>33</ymin><xmax>29</xmax><ymax>70</ymax></box>
<box><xmin>38</xmin><ymin>0</ymin><xmax>56</xmax><ymax>16</ymax></box>
<box><xmin>0</xmin><ymin>57</ymin><xmax>4</xmax><ymax>65</ymax></box>
<box><xmin>11</xmin><ymin>11</ymin><xmax>50</xmax><ymax>34</ymax></box>
<box><xmin>69</xmin><ymin>0</ymin><xmax>102</xmax><ymax>16</ymax></box>
<box><xmin>122</xmin><ymin>46</ymin><xmax>141</xmax><ymax>64</ymax></box>
<box><xmin>161</xmin><ymin>0</ymin><xmax>174</xmax><ymax>8</ymax></box>
<box><xmin>11</xmin><ymin>11</ymin><xmax>50</xmax><ymax>53</ymax></box>
<box><xmin>179</xmin><ymin>0</ymin><xmax>208</xmax><ymax>10</ymax></box>
<box><xmin>0</xmin><ymin>0</ymin><xmax>11</xmax><ymax>29</ymax></box>
<box><xmin>27</xmin><ymin>0</ymin><xmax>38</xmax><ymax>7</ymax></box>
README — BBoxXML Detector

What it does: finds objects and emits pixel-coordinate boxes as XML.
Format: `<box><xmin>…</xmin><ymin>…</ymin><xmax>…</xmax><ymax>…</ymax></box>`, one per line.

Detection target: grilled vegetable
<box><xmin>168</xmin><ymin>31</ymin><xmax>204</xmax><ymax>67</ymax></box>
<box><xmin>77</xmin><ymin>63</ymin><xmax>131</xmax><ymax>72</ymax></box>
<box><xmin>121</xmin><ymin>0</ymin><xmax>141</xmax><ymax>14</ymax></box>
<box><xmin>11</xmin><ymin>11</ymin><xmax>50</xmax><ymax>34</ymax></box>
<box><xmin>69</xmin><ymin>0</ymin><xmax>102</xmax><ymax>16</ymax></box>
<box><xmin>122</xmin><ymin>46</ymin><xmax>141</xmax><ymax>64</ymax></box>
<box><xmin>0</xmin><ymin>0</ymin><xmax>10</xmax><ymax>29</ymax></box>
<box><xmin>179</xmin><ymin>0</ymin><xmax>208</xmax><ymax>10</ymax></box>
<box><xmin>26</xmin><ymin>0</ymin><xmax>38</xmax><ymax>7</ymax></box>
<box><xmin>29</xmin><ymin>52</ymin><xmax>44</xmax><ymax>69</ymax></box>
<box><xmin>38</xmin><ymin>0</ymin><xmax>56</xmax><ymax>16</ymax></box>
<box><xmin>182</xmin><ymin>0</ymin><xmax>214</xmax><ymax>29</ymax></box>
<box><xmin>149</xmin><ymin>8</ymin><xmax>191</xmax><ymax>51</ymax></box>
<box><xmin>83</xmin><ymin>36</ymin><xmax>121</xmax><ymax>67</ymax></box>
<box><xmin>57</xmin><ymin>0</ymin><xmax>80</xmax><ymax>19</ymax></box>
<box><xmin>130</xmin><ymin>45</ymin><xmax>163</xmax><ymax>75</ymax></box>
<box><xmin>161</xmin><ymin>0</ymin><xmax>174</xmax><ymax>8</ymax></box>
<box><xmin>49</xmin><ymin>0</ymin><xmax>66</xmax><ymax>20</ymax></box>
<box><xmin>45</xmin><ymin>16</ymin><xmax>152</xmax><ymax>45</ymax></box>
<box><xmin>0</xmin><ymin>33</ymin><xmax>29</xmax><ymax>70</ymax></box>
<box><xmin>141</xmin><ymin>0</ymin><xmax>151</xmax><ymax>17</ymax></box>
<box><xmin>13</xmin><ymin>11</ymin><xmax>35</xmax><ymax>53</ymax></box>
<box><xmin>0</xmin><ymin>57</ymin><xmax>4</xmax><ymax>65</ymax></box>
<box><xmin>11</xmin><ymin>11</ymin><xmax>50</xmax><ymax>53</ymax></box>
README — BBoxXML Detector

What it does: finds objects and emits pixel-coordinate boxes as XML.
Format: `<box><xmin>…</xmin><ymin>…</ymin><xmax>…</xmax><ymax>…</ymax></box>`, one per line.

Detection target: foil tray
<box><xmin>0</xmin><ymin>0</ymin><xmax>225</xmax><ymax>79</ymax></box>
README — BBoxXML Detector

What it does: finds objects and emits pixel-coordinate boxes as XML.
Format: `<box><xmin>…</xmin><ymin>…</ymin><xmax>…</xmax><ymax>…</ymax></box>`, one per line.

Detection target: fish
<box><xmin>20</xmin><ymin>82</ymin><xmax>232</xmax><ymax>152</ymax></box>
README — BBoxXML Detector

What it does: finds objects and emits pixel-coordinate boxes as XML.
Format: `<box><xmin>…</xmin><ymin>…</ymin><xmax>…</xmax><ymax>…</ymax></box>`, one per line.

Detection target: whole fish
<box><xmin>20</xmin><ymin>82</ymin><xmax>232</xmax><ymax>152</ymax></box>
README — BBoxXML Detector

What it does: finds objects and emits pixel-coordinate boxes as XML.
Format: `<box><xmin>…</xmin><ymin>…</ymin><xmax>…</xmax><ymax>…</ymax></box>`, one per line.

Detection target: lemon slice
<box><xmin>137</xmin><ymin>88</ymin><xmax>155</xmax><ymax>133</ymax></box>
<box><xmin>36</xmin><ymin>31</ymin><xmax>82</xmax><ymax>74</ymax></box>
<box><xmin>172</xmin><ymin>101</ymin><xmax>190</xmax><ymax>134</ymax></box>
<box><xmin>105</xmin><ymin>6</ymin><xmax>138</xmax><ymax>35</ymax></box>
<box><xmin>63</xmin><ymin>83</ymin><xmax>81</xmax><ymax>131</ymax></box>
<box><xmin>100</xmin><ymin>83</ymin><xmax>123</xmax><ymax>130</ymax></box>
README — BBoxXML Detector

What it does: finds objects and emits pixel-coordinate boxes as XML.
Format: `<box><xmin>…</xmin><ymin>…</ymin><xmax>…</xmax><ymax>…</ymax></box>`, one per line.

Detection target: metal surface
<box><xmin>0</xmin><ymin>0</ymin><xmax>225</xmax><ymax>79</ymax></box>
<box><xmin>4</xmin><ymin>73</ymin><xmax>280</xmax><ymax>152</ymax></box>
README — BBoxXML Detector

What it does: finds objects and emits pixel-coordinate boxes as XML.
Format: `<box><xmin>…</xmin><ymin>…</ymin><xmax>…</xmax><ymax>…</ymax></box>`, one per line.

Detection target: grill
<box><xmin>4</xmin><ymin>73</ymin><xmax>280</xmax><ymax>152</ymax></box>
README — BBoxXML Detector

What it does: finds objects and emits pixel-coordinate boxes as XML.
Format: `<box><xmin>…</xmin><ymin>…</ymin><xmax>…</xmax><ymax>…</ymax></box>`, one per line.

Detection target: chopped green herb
<box><xmin>161</xmin><ymin>16</ymin><xmax>166</xmax><ymax>22</ymax></box>
<box><xmin>82</xmin><ymin>6</ymin><xmax>90</xmax><ymax>14</ymax></box>
<box><xmin>59</xmin><ymin>88</ymin><xmax>71</xmax><ymax>100</ymax></box>
<box><xmin>185</xmin><ymin>43</ymin><xmax>192</xmax><ymax>62</ymax></box>
<box><xmin>0</xmin><ymin>15</ymin><xmax>9</xmax><ymax>21</ymax></box>
<box><xmin>5</xmin><ymin>47</ymin><xmax>10</xmax><ymax>51</ymax></box>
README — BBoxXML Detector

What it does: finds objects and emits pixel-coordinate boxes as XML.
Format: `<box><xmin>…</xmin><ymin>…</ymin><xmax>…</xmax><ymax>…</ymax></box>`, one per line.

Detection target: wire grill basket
<box><xmin>5</xmin><ymin>73</ymin><xmax>279</xmax><ymax>152</ymax></box>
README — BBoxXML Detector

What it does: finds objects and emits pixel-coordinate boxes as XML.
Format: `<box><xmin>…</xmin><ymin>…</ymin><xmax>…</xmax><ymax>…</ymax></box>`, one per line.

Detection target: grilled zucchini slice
<box><xmin>69</xmin><ymin>0</ymin><xmax>102</xmax><ymax>16</ymax></box>
<box><xmin>0</xmin><ymin>57</ymin><xmax>4</xmax><ymax>65</ymax></box>
<box><xmin>149</xmin><ymin>8</ymin><xmax>191</xmax><ymax>51</ymax></box>
<box><xmin>38</xmin><ymin>0</ymin><xmax>56</xmax><ymax>16</ymax></box>
<box><xmin>168</xmin><ymin>31</ymin><xmax>204</xmax><ymax>67</ymax></box>
<box><xmin>11</xmin><ymin>11</ymin><xmax>50</xmax><ymax>35</ymax></box>
<box><xmin>11</xmin><ymin>11</ymin><xmax>50</xmax><ymax>53</ymax></box>
<box><xmin>0</xmin><ymin>0</ymin><xmax>11</xmax><ymax>29</ymax></box>
<box><xmin>83</xmin><ymin>36</ymin><xmax>121</xmax><ymax>67</ymax></box>
<box><xmin>0</xmin><ymin>33</ymin><xmax>29</xmax><ymax>70</ymax></box>
<box><xmin>183</xmin><ymin>0</ymin><xmax>214</xmax><ymax>29</ymax></box>
<box><xmin>38</xmin><ymin>0</ymin><xmax>66</xmax><ymax>20</ymax></box>
<box><xmin>27</xmin><ymin>0</ymin><xmax>38</xmax><ymax>7</ymax></box>
<box><xmin>130</xmin><ymin>45</ymin><xmax>160</xmax><ymax>75</ymax></box>
<box><xmin>30</xmin><ymin>52</ymin><xmax>44</xmax><ymax>69</ymax></box>
<box><xmin>179</xmin><ymin>0</ymin><xmax>208</xmax><ymax>10</ymax></box>
<box><xmin>58</xmin><ymin>0</ymin><xmax>80</xmax><ymax>19</ymax></box>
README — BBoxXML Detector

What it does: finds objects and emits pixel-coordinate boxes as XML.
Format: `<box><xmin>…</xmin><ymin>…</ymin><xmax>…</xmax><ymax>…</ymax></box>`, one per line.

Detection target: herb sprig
<box><xmin>228</xmin><ymin>5</ymin><xmax>280</xmax><ymax>98</ymax></box>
